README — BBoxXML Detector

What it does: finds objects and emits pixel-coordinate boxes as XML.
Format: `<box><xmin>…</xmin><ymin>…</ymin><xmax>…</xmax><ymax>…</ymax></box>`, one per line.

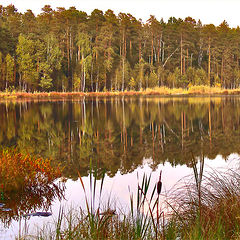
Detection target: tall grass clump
<box><xmin>165</xmin><ymin>157</ymin><xmax>240</xmax><ymax>239</ymax></box>
<box><xmin>77</xmin><ymin>162</ymin><xmax>110</xmax><ymax>239</ymax></box>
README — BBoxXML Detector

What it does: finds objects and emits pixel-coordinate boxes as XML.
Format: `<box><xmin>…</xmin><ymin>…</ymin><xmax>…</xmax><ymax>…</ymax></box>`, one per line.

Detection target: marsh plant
<box><xmin>164</xmin><ymin>156</ymin><xmax>240</xmax><ymax>240</ymax></box>
<box><xmin>18</xmin><ymin>157</ymin><xmax>240</xmax><ymax>240</ymax></box>
<box><xmin>128</xmin><ymin>171</ymin><xmax>164</xmax><ymax>240</ymax></box>
<box><xmin>23</xmin><ymin>163</ymin><xmax>164</xmax><ymax>240</ymax></box>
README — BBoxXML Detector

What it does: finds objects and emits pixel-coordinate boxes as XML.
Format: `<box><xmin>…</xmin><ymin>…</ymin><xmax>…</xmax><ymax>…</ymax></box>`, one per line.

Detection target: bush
<box><xmin>0</xmin><ymin>148</ymin><xmax>61</xmax><ymax>193</ymax></box>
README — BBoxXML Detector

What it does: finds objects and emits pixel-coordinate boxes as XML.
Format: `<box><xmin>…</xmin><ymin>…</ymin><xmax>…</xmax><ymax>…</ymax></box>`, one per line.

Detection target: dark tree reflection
<box><xmin>0</xmin><ymin>97</ymin><xmax>240</xmax><ymax>180</ymax></box>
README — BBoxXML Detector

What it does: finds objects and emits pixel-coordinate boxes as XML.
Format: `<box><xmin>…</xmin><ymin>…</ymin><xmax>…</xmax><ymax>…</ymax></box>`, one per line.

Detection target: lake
<box><xmin>0</xmin><ymin>96</ymin><xmax>240</xmax><ymax>239</ymax></box>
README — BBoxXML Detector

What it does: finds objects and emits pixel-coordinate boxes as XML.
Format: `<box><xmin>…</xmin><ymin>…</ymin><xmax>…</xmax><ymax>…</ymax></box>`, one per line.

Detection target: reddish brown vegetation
<box><xmin>0</xmin><ymin>148</ymin><xmax>61</xmax><ymax>192</ymax></box>
<box><xmin>1</xmin><ymin>86</ymin><xmax>240</xmax><ymax>101</ymax></box>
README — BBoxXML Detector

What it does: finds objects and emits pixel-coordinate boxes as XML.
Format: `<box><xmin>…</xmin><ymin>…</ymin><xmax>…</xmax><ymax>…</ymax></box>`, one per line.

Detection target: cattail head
<box><xmin>157</xmin><ymin>170</ymin><xmax>162</xmax><ymax>195</ymax></box>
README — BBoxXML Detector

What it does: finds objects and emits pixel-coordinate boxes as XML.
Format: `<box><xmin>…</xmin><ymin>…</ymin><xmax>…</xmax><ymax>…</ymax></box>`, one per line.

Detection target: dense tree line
<box><xmin>1</xmin><ymin>4</ymin><xmax>240</xmax><ymax>92</ymax></box>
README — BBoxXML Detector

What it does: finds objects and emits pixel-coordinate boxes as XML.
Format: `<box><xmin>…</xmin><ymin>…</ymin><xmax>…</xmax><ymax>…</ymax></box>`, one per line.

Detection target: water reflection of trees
<box><xmin>0</xmin><ymin>97</ymin><xmax>240</xmax><ymax>179</ymax></box>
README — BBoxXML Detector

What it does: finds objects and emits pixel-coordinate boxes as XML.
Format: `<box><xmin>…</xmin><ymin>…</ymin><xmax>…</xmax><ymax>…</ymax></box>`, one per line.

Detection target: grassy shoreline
<box><xmin>2</xmin><ymin>149</ymin><xmax>240</xmax><ymax>239</ymax></box>
<box><xmin>18</xmin><ymin>166</ymin><xmax>240</xmax><ymax>240</ymax></box>
<box><xmin>2</xmin><ymin>86</ymin><xmax>240</xmax><ymax>100</ymax></box>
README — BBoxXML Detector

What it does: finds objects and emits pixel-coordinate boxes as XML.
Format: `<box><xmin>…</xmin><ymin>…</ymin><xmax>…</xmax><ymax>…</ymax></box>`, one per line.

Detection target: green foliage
<box><xmin>16</xmin><ymin>34</ymin><xmax>39</xmax><ymax>90</ymax></box>
<box><xmin>39</xmin><ymin>74</ymin><xmax>53</xmax><ymax>90</ymax></box>
<box><xmin>1</xmin><ymin>4</ymin><xmax>240</xmax><ymax>91</ymax></box>
<box><xmin>129</xmin><ymin>77</ymin><xmax>137</xmax><ymax>90</ymax></box>
<box><xmin>73</xmin><ymin>73</ymin><xmax>81</xmax><ymax>91</ymax></box>
<box><xmin>5</xmin><ymin>53</ymin><xmax>14</xmax><ymax>88</ymax></box>
<box><xmin>148</xmin><ymin>71</ymin><xmax>158</xmax><ymax>88</ymax></box>
<box><xmin>195</xmin><ymin>68</ymin><xmax>208</xmax><ymax>85</ymax></box>
<box><xmin>167</xmin><ymin>68</ymin><xmax>182</xmax><ymax>88</ymax></box>
<box><xmin>76</xmin><ymin>32</ymin><xmax>92</xmax><ymax>91</ymax></box>
<box><xmin>186</xmin><ymin>67</ymin><xmax>195</xmax><ymax>85</ymax></box>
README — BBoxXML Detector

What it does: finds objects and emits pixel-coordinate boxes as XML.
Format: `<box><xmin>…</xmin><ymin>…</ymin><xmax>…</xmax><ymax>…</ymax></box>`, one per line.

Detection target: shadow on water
<box><xmin>0</xmin><ymin>181</ymin><xmax>65</xmax><ymax>228</ymax></box>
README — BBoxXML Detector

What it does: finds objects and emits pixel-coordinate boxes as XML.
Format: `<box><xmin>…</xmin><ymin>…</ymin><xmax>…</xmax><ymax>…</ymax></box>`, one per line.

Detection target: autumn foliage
<box><xmin>0</xmin><ymin>148</ymin><xmax>61</xmax><ymax>193</ymax></box>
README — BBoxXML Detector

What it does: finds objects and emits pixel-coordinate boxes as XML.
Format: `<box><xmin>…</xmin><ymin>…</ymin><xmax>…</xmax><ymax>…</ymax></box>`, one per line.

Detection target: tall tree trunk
<box><xmin>122</xmin><ymin>57</ymin><xmax>125</xmax><ymax>91</ymax></box>
<box><xmin>96</xmin><ymin>67</ymin><xmax>99</xmax><ymax>92</ymax></box>
<box><xmin>90</xmin><ymin>57</ymin><xmax>93</xmax><ymax>91</ymax></box>
<box><xmin>180</xmin><ymin>33</ymin><xmax>183</xmax><ymax>75</ymax></box>
<box><xmin>82</xmin><ymin>56</ymin><xmax>86</xmax><ymax>92</ymax></box>
<box><xmin>78</xmin><ymin>46</ymin><xmax>80</xmax><ymax>61</ymax></box>
<box><xmin>115</xmin><ymin>73</ymin><xmax>117</xmax><ymax>91</ymax></box>
<box><xmin>108</xmin><ymin>38</ymin><xmax>112</xmax><ymax>90</ymax></box>
<box><xmin>14</xmin><ymin>58</ymin><xmax>16</xmax><ymax>87</ymax></box>
<box><xmin>151</xmin><ymin>32</ymin><xmax>154</xmax><ymax>65</ymax></box>
<box><xmin>208</xmin><ymin>37</ymin><xmax>211</xmax><ymax>86</ymax></box>
<box><xmin>19</xmin><ymin>73</ymin><xmax>21</xmax><ymax>91</ymax></box>
<box><xmin>122</xmin><ymin>31</ymin><xmax>126</xmax><ymax>91</ymax></box>
<box><xmin>139</xmin><ymin>40</ymin><xmax>142</xmax><ymax>63</ymax></box>
<box><xmin>183</xmin><ymin>56</ymin><xmax>185</xmax><ymax>75</ymax></box>
<box><xmin>67</xmin><ymin>24</ymin><xmax>72</xmax><ymax>91</ymax></box>
<box><xmin>130</xmin><ymin>40</ymin><xmax>132</xmax><ymax>57</ymax></box>
<box><xmin>162</xmin><ymin>41</ymin><xmax>165</xmax><ymax>62</ymax></box>
<box><xmin>158</xmin><ymin>33</ymin><xmax>162</xmax><ymax>63</ymax></box>
<box><xmin>104</xmin><ymin>50</ymin><xmax>107</xmax><ymax>89</ymax></box>
<box><xmin>124</xmin><ymin>33</ymin><xmax>127</xmax><ymax>59</ymax></box>
<box><xmin>221</xmin><ymin>56</ymin><xmax>224</xmax><ymax>88</ymax></box>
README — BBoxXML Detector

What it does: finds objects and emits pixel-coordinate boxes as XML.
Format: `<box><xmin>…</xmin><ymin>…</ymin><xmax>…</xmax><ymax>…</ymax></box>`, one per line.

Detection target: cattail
<box><xmin>99</xmin><ymin>209</ymin><xmax>116</xmax><ymax>216</ymax></box>
<box><xmin>157</xmin><ymin>170</ymin><xmax>162</xmax><ymax>195</ymax></box>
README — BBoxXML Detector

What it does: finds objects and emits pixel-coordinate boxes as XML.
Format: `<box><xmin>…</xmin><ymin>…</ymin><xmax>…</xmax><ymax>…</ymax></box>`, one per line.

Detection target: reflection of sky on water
<box><xmin>1</xmin><ymin>153</ymin><xmax>239</xmax><ymax>239</ymax></box>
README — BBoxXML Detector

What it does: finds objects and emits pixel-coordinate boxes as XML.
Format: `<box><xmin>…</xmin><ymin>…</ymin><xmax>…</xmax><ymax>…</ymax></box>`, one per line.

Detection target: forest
<box><xmin>1</xmin><ymin>4</ymin><xmax>240</xmax><ymax>92</ymax></box>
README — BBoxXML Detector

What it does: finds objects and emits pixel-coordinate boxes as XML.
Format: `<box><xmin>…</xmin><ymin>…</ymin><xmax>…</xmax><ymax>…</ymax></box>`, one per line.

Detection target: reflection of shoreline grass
<box><xmin>2</xmin><ymin>86</ymin><xmax>240</xmax><ymax>100</ymax></box>
<box><xmin>21</xmin><ymin>165</ymin><xmax>240</xmax><ymax>240</ymax></box>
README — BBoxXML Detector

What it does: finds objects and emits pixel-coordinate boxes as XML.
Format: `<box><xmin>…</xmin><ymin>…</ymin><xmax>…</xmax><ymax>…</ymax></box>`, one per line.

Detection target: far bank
<box><xmin>1</xmin><ymin>86</ymin><xmax>240</xmax><ymax>100</ymax></box>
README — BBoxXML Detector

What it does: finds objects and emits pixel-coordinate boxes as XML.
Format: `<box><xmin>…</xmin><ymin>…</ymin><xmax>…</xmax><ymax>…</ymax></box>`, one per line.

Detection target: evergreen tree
<box><xmin>1</xmin><ymin>4</ymin><xmax>240</xmax><ymax>92</ymax></box>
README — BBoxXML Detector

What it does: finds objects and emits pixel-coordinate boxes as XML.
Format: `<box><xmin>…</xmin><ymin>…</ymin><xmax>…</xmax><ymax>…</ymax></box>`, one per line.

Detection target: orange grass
<box><xmin>1</xmin><ymin>86</ymin><xmax>240</xmax><ymax>101</ymax></box>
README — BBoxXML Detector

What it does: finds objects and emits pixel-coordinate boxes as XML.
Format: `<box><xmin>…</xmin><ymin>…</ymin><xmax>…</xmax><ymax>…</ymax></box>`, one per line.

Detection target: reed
<box><xmin>129</xmin><ymin>171</ymin><xmax>164</xmax><ymax>240</ymax></box>
<box><xmin>17</xmin><ymin>158</ymin><xmax>240</xmax><ymax>240</ymax></box>
<box><xmin>22</xmin><ymin>168</ymin><xmax>163</xmax><ymax>240</ymax></box>
<box><xmin>77</xmin><ymin>160</ymin><xmax>110</xmax><ymax>240</ymax></box>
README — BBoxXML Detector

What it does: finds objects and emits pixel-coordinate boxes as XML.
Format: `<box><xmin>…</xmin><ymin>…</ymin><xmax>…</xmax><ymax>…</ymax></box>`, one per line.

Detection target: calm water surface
<box><xmin>1</xmin><ymin>96</ymin><xmax>240</xmax><ymax>239</ymax></box>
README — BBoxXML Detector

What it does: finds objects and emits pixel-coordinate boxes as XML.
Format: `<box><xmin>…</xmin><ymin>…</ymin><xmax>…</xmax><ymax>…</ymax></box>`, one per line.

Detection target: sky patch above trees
<box><xmin>3</xmin><ymin>0</ymin><xmax>240</xmax><ymax>27</ymax></box>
